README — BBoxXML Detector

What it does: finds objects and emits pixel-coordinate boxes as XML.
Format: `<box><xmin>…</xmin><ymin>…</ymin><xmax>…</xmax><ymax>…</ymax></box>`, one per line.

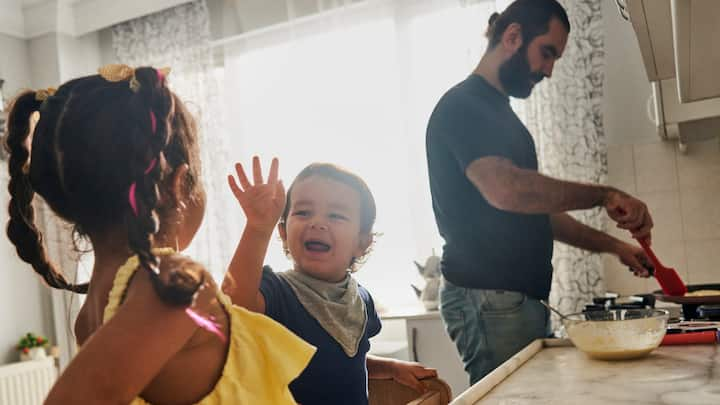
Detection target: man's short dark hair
<box><xmin>486</xmin><ymin>0</ymin><xmax>570</xmax><ymax>48</ymax></box>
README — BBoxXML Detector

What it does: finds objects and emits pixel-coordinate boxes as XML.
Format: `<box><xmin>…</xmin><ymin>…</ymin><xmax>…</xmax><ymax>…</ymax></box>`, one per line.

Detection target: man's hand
<box><xmin>605</xmin><ymin>189</ymin><xmax>653</xmax><ymax>241</ymax></box>
<box><xmin>613</xmin><ymin>241</ymin><xmax>652</xmax><ymax>278</ymax></box>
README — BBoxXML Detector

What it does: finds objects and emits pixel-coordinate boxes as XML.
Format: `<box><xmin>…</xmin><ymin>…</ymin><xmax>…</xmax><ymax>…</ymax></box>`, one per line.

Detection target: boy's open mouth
<box><xmin>304</xmin><ymin>240</ymin><xmax>331</xmax><ymax>252</ymax></box>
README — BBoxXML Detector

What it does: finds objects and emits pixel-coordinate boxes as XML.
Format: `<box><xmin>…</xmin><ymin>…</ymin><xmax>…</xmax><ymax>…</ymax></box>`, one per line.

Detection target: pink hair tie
<box><xmin>128</xmin><ymin>182</ymin><xmax>138</xmax><ymax>216</ymax></box>
<box><xmin>150</xmin><ymin>111</ymin><xmax>157</xmax><ymax>133</ymax></box>
<box><xmin>144</xmin><ymin>158</ymin><xmax>157</xmax><ymax>175</ymax></box>
<box><xmin>186</xmin><ymin>308</ymin><xmax>226</xmax><ymax>343</ymax></box>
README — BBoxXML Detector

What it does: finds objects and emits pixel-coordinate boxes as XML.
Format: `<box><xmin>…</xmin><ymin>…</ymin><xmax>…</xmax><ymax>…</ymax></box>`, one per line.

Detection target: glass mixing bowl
<box><xmin>562</xmin><ymin>309</ymin><xmax>669</xmax><ymax>360</ymax></box>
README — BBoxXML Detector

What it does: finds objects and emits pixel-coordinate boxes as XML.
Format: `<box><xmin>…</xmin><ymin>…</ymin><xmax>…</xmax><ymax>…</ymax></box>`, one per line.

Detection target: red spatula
<box><xmin>638</xmin><ymin>238</ymin><xmax>687</xmax><ymax>296</ymax></box>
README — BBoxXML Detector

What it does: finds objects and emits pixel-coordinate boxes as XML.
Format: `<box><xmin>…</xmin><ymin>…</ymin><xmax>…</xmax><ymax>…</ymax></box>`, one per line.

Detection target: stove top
<box><xmin>586</xmin><ymin>293</ymin><xmax>720</xmax><ymax>321</ymax></box>
<box><xmin>584</xmin><ymin>293</ymin><xmax>655</xmax><ymax>312</ymax></box>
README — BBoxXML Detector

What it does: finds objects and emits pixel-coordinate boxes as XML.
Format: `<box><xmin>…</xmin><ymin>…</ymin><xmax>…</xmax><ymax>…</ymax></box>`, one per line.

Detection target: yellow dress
<box><xmin>103</xmin><ymin>249</ymin><xmax>316</xmax><ymax>405</ymax></box>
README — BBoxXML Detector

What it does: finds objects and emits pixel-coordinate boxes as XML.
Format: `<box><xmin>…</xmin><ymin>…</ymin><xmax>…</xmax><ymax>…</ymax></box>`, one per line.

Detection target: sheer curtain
<box><xmin>518</xmin><ymin>0</ymin><xmax>607</xmax><ymax>322</ymax></box>
<box><xmin>112</xmin><ymin>0</ymin><xmax>238</xmax><ymax>276</ymax></box>
<box><xmin>221</xmin><ymin>0</ymin><xmax>496</xmax><ymax>309</ymax></box>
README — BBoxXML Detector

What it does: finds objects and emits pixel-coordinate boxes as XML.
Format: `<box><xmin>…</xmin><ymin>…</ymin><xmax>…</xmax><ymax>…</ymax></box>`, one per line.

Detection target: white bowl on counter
<box><xmin>562</xmin><ymin>308</ymin><xmax>669</xmax><ymax>360</ymax></box>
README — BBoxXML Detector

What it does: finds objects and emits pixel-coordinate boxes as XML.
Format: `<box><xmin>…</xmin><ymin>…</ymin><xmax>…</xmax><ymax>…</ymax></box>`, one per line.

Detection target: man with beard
<box><xmin>425</xmin><ymin>0</ymin><xmax>655</xmax><ymax>384</ymax></box>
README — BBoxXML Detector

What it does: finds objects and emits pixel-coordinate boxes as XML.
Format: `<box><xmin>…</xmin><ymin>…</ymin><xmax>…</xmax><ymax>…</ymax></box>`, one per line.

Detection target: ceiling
<box><xmin>0</xmin><ymin>0</ymin><xmax>193</xmax><ymax>38</ymax></box>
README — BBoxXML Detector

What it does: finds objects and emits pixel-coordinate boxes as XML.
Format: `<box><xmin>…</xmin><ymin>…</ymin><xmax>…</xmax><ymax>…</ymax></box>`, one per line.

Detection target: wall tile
<box><xmin>633</xmin><ymin>142</ymin><xmax>678</xmax><ymax>193</ymax></box>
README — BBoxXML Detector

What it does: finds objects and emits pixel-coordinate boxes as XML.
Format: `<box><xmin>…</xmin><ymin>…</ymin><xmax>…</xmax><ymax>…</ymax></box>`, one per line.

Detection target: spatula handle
<box><xmin>638</xmin><ymin>238</ymin><xmax>662</xmax><ymax>269</ymax></box>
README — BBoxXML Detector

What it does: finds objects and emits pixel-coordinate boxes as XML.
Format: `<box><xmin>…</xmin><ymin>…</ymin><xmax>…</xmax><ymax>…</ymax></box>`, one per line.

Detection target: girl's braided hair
<box><xmin>4</xmin><ymin>67</ymin><xmax>204</xmax><ymax>304</ymax></box>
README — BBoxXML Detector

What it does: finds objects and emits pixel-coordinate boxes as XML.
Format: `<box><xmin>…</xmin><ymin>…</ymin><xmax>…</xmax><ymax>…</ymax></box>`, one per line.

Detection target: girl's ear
<box><xmin>170</xmin><ymin>163</ymin><xmax>190</xmax><ymax>209</ymax></box>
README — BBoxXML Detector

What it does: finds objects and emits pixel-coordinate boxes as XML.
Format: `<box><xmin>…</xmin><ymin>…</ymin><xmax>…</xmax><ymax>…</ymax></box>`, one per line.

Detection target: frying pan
<box><xmin>654</xmin><ymin>283</ymin><xmax>720</xmax><ymax>305</ymax></box>
<box><xmin>654</xmin><ymin>284</ymin><xmax>720</xmax><ymax>319</ymax></box>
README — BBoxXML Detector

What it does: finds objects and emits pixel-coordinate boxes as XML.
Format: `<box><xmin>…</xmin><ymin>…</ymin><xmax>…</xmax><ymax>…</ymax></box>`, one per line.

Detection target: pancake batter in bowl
<box><xmin>565</xmin><ymin>316</ymin><xmax>667</xmax><ymax>360</ymax></box>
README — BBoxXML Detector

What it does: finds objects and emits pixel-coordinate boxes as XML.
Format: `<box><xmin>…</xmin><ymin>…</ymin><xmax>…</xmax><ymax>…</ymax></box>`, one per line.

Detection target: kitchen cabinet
<box><xmin>626</xmin><ymin>0</ymin><xmax>720</xmax><ymax>102</ymax></box>
<box><xmin>626</xmin><ymin>0</ymin><xmax>676</xmax><ymax>81</ymax></box>
<box><xmin>671</xmin><ymin>0</ymin><xmax>720</xmax><ymax>102</ymax></box>
<box><xmin>381</xmin><ymin>310</ymin><xmax>469</xmax><ymax>398</ymax></box>
<box><xmin>623</xmin><ymin>0</ymin><xmax>720</xmax><ymax>151</ymax></box>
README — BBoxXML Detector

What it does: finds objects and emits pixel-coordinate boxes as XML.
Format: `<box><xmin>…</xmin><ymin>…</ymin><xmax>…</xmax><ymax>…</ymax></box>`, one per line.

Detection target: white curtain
<box><xmin>517</xmin><ymin>0</ymin><xmax>608</xmax><ymax>324</ymax></box>
<box><xmin>112</xmin><ymin>0</ymin><xmax>238</xmax><ymax>277</ymax></box>
<box><xmin>221</xmin><ymin>0</ymin><xmax>608</xmax><ymax>312</ymax></box>
<box><xmin>221</xmin><ymin>0</ymin><xmax>497</xmax><ymax>309</ymax></box>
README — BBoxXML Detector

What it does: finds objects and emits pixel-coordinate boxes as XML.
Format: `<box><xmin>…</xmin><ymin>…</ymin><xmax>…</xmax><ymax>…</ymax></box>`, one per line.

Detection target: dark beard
<box><xmin>498</xmin><ymin>46</ymin><xmax>545</xmax><ymax>99</ymax></box>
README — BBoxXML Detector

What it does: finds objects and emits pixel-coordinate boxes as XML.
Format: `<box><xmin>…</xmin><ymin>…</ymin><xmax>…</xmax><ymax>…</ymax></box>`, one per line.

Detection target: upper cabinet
<box><xmin>626</xmin><ymin>0</ymin><xmax>676</xmax><ymax>81</ymax></box>
<box><xmin>625</xmin><ymin>0</ymin><xmax>720</xmax><ymax>102</ymax></box>
<box><xmin>671</xmin><ymin>0</ymin><xmax>720</xmax><ymax>102</ymax></box>
<box><xmin>623</xmin><ymin>0</ymin><xmax>720</xmax><ymax>151</ymax></box>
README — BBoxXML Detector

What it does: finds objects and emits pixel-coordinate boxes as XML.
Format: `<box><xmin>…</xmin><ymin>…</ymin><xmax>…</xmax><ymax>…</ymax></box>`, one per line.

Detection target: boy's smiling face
<box><xmin>280</xmin><ymin>176</ymin><xmax>369</xmax><ymax>282</ymax></box>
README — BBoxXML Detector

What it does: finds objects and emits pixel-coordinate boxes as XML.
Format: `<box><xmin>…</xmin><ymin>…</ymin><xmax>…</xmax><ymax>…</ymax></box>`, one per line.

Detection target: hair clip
<box><xmin>35</xmin><ymin>87</ymin><xmax>57</xmax><ymax>102</ymax></box>
<box><xmin>98</xmin><ymin>64</ymin><xmax>172</xmax><ymax>93</ymax></box>
<box><xmin>98</xmin><ymin>64</ymin><xmax>135</xmax><ymax>82</ymax></box>
<box><xmin>98</xmin><ymin>64</ymin><xmax>141</xmax><ymax>93</ymax></box>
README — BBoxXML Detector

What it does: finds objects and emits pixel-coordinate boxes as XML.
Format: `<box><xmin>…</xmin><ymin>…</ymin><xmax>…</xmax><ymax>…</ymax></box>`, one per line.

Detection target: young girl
<box><xmin>4</xmin><ymin>65</ymin><xmax>314</xmax><ymax>404</ymax></box>
<box><xmin>226</xmin><ymin>160</ymin><xmax>437</xmax><ymax>405</ymax></box>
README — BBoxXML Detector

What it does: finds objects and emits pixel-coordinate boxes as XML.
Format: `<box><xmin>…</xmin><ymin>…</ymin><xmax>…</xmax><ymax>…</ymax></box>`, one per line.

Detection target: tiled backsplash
<box><xmin>604</xmin><ymin>138</ymin><xmax>720</xmax><ymax>295</ymax></box>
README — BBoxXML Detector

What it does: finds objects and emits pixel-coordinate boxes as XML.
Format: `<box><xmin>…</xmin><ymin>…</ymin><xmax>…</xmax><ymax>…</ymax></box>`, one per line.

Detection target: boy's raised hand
<box><xmin>227</xmin><ymin>156</ymin><xmax>285</xmax><ymax>232</ymax></box>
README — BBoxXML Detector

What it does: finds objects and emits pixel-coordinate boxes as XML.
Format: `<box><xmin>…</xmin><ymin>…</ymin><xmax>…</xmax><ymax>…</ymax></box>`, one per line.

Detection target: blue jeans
<box><xmin>439</xmin><ymin>277</ymin><xmax>550</xmax><ymax>385</ymax></box>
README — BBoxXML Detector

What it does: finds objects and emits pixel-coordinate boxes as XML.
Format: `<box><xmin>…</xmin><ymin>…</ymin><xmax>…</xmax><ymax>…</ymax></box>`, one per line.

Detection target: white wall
<box><xmin>0</xmin><ymin>182</ymin><xmax>57</xmax><ymax>364</ymax></box>
<box><xmin>28</xmin><ymin>34</ymin><xmax>61</xmax><ymax>88</ymax></box>
<box><xmin>57</xmin><ymin>31</ymin><xmax>101</xmax><ymax>81</ymax></box>
<box><xmin>98</xmin><ymin>28</ymin><xmax>117</xmax><ymax>66</ymax></box>
<box><xmin>0</xmin><ymin>32</ymin><xmax>56</xmax><ymax>364</ymax></box>
<box><xmin>601</xmin><ymin>0</ymin><xmax>720</xmax><ymax>295</ymax></box>
<box><xmin>0</xmin><ymin>0</ymin><xmax>26</xmax><ymax>38</ymax></box>
<box><xmin>0</xmin><ymin>29</ymin><xmax>102</xmax><ymax>364</ymax></box>
<box><xmin>0</xmin><ymin>33</ymin><xmax>32</xmax><ymax>96</ymax></box>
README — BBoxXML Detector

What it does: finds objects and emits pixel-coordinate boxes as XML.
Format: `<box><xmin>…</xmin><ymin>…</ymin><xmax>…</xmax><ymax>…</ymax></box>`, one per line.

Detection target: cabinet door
<box><xmin>406</xmin><ymin>317</ymin><xmax>469</xmax><ymax>398</ymax></box>
<box><xmin>673</xmin><ymin>0</ymin><xmax>720</xmax><ymax>102</ymax></box>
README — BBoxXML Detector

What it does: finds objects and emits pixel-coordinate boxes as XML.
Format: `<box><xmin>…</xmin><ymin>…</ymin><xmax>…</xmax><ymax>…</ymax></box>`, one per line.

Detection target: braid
<box><xmin>5</xmin><ymin>91</ymin><xmax>88</xmax><ymax>293</ymax></box>
<box><xmin>126</xmin><ymin>68</ymin><xmax>202</xmax><ymax>306</ymax></box>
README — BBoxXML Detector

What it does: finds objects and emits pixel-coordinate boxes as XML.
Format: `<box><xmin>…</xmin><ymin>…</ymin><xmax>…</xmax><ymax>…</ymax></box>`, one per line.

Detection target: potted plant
<box><xmin>17</xmin><ymin>332</ymin><xmax>49</xmax><ymax>361</ymax></box>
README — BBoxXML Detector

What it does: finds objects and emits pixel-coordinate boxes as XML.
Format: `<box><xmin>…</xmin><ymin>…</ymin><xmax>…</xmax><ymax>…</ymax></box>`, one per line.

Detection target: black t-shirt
<box><xmin>426</xmin><ymin>74</ymin><xmax>554</xmax><ymax>300</ymax></box>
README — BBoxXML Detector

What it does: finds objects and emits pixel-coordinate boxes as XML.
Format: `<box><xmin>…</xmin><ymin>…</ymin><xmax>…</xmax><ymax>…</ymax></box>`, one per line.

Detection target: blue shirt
<box><xmin>260</xmin><ymin>267</ymin><xmax>382</xmax><ymax>405</ymax></box>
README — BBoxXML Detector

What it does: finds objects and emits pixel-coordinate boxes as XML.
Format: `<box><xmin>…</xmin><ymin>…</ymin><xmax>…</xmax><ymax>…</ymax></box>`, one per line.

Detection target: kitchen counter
<box><xmin>453</xmin><ymin>339</ymin><xmax>720</xmax><ymax>405</ymax></box>
<box><xmin>379</xmin><ymin>306</ymin><xmax>441</xmax><ymax>321</ymax></box>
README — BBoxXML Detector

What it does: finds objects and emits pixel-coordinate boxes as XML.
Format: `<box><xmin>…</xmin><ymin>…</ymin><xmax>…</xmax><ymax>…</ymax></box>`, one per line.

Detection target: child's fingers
<box><xmin>408</xmin><ymin>377</ymin><xmax>427</xmax><ymax>393</ymax></box>
<box><xmin>252</xmin><ymin>156</ymin><xmax>263</xmax><ymax>185</ymax></box>
<box><xmin>227</xmin><ymin>175</ymin><xmax>243</xmax><ymax>199</ymax></box>
<box><xmin>235</xmin><ymin>163</ymin><xmax>252</xmax><ymax>190</ymax></box>
<box><xmin>274</xmin><ymin>180</ymin><xmax>286</xmax><ymax>202</ymax></box>
<box><xmin>268</xmin><ymin>157</ymin><xmax>279</xmax><ymax>184</ymax></box>
<box><xmin>417</xmin><ymin>367</ymin><xmax>438</xmax><ymax>378</ymax></box>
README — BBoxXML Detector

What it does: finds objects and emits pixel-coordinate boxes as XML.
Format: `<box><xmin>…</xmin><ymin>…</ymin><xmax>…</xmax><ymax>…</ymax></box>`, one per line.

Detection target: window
<box><xmin>220</xmin><ymin>0</ymin><xmax>497</xmax><ymax>309</ymax></box>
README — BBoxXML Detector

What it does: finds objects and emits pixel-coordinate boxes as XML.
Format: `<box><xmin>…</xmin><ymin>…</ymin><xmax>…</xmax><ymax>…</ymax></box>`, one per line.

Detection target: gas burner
<box><xmin>697</xmin><ymin>304</ymin><xmax>720</xmax><ymax>321</ymax></box>
<box><xmin>584</xmin><ymin>293</ymin><xmax>656</xmax><ymax>313</ymax></box>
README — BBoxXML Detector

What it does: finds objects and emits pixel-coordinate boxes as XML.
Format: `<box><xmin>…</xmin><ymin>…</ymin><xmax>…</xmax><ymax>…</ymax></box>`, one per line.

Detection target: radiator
<box><xmin>0</xmin><ymin>359</ymin><xmax>57</xmax><ymax>405</ymax></box>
